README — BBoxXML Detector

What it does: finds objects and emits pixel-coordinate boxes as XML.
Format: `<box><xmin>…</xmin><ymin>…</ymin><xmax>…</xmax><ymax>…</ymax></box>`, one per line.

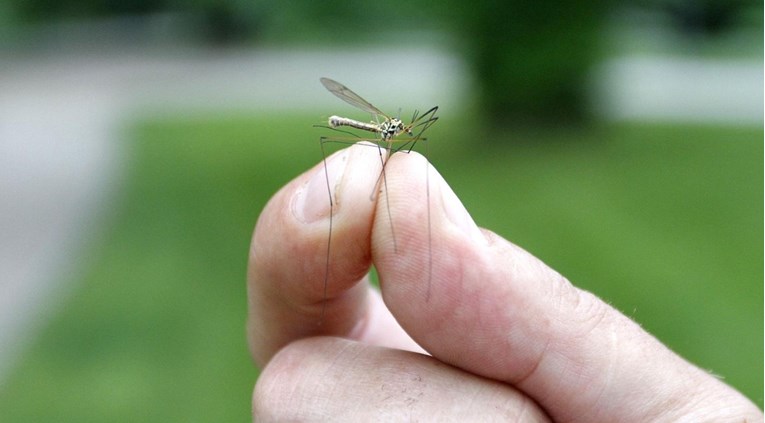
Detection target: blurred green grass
<box><xmin>1</xmin><ymin>113</ymin><xmax>761</xmax><ymax>421</ymax></box>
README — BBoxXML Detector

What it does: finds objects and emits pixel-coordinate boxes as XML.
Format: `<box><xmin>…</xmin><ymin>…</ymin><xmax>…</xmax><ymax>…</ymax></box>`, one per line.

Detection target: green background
<box><xmin>0</xmin><ymin>0</ymin><xmax>761</xmax><ymax>420</ymax></box>
<box><xmin>0</xmin><ymin>114</ymin><xmax>761</xmax><ymax>421</ymax></box>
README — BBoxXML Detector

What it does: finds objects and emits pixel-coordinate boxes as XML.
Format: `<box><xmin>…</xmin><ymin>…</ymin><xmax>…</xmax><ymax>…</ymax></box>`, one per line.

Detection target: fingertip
<box><xmin>432</xmin><ymin>161</ymin><xmax>487</xmax><ymax>246</ymax></box>
<box><xmin>249</xmin><ymin>143</ymin><xmax>409</xmax><ymax>363</ymax></box>
<box><xmin>292</xmin><ymin>147</ymin><xmax>348</xmax><ymax>224</ymax></box>
<box><xmin>373</xmin><ymin>150</ymin><xmax>486</xmax><ymax>259</ymax></box>
<box><xmin>251</xmin><ymin>143</ymin><xmax>382</xmax><ymax>304</ymax></box>
<box><xmin>371</xmin><ymin>151</ymin><xmax>490</xmax><ymax>338</ymax></box>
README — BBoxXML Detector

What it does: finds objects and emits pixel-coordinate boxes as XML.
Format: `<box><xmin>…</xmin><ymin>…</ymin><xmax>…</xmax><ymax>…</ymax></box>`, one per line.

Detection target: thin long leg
<box><xmin>424</xmin><ymin>138</ymin><xmax>433</xmax><ymax>302</ymax></box>
<box><xmin>384</xmin><ymin>140</ymin><xmax>398</xmax><ymax>253</ymax></box>
<box><xmin>371</xmin><ymin>141</ymin><xmax>386</xmax><ymax>201</ymax></box>
<box><xmin>405</xmin><ymin>139</ymin><xmax>419</xmax><ymax>153</ymax></box>
<box><xmin>319</xmin><ymin>137</ymin><xmax>333</xmax><ymax>325</ymax></box>
<box><xmin>373</xmin><ymin>140</ymin><xmax>398</xmax><ymax>253</ymax></box>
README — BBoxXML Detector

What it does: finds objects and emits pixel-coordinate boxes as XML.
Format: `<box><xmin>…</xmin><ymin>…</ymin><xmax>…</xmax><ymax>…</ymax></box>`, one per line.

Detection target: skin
<box><xmin>247</xmin><ymin>143</ymin><xmax>762</xmax><ymax>422</ymax></box>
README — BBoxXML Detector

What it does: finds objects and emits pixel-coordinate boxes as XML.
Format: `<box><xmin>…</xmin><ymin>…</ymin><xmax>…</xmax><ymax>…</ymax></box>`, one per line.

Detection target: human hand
<box><xmin>247</xmin><ymin>143</ymin><xmax>762</xmax><ymax>421</ymax></box>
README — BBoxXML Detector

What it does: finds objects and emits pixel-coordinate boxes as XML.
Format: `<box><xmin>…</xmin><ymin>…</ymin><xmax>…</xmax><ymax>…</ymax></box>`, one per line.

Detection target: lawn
<box><xmin>1</xmin><ymin>113</ymin><xmax>761</xmax><ymax>421</ymax></box>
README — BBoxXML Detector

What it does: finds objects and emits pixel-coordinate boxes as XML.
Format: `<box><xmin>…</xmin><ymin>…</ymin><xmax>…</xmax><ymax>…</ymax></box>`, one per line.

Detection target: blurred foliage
<box><xmin>4</xmin><ymin>0</ymin><xmax>760</xmax><ymax>125</ymax></box>
<box><xmin>0</xmin><ymin>113</ymin><xmax>761</xmax><ymax>421</ymax></box>
<box><xmin>632</xmin><ymin>0</ymin><xmax>761</xmax><ymax>34</ymax></box>
<box><xmin>457</xmin><ymin>0</ymin><xmax>610</xmax><ymax>126</ymax></box>
<box><xmin>9</xmin><ymin>0</ymin><xmax>264</xmax><ymax>43</ymax></box>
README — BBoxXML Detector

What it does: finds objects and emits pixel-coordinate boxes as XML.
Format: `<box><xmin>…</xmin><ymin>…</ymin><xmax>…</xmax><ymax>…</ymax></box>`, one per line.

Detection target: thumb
<box><xmin>372</xmin><ymin>151</ymin><xmax>762</xmax><ymax>422</ymax></box>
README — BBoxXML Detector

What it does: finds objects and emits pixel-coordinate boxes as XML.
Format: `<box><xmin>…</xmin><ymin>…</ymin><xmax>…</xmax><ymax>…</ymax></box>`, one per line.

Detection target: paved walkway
<box><xmin>595</xmin><ymin>56</ymin><xmax>762</xmax><ymax>125</ymax></box>
<box><xmin>0</xmin><ymin>64</ymin><xmax>122</xmax><ymax>385</ymax></box>
<box><xmin>0</xmin><ymin>47</ymin><xmax>761</xmax><ymax>386</ymax></box>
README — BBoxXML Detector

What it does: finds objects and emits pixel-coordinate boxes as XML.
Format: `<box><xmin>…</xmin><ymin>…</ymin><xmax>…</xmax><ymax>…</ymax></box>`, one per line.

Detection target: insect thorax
<box><xmin>380</xmin><ymin>118</ymin><xmax>404</xmax><ymax>140</ymax></box>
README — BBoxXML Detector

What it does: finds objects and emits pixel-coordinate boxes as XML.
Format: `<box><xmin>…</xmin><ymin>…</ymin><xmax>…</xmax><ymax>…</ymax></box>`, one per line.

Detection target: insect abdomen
<box><xmin>328</xmin><ymin>116</ymin><xmax>379</xmax><ymax>133</ymax></box>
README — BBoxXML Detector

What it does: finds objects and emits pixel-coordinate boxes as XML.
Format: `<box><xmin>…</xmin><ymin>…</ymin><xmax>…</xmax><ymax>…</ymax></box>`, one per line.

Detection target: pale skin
<box><xmin>247</xmin><ymin>143</ymin><xmax>762</xmax><ymax>422</ymax></box>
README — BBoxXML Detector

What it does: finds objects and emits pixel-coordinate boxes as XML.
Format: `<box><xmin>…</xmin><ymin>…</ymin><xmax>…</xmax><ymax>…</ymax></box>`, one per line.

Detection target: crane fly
<box><xmin>317</xmin><ymin>77</ymin><xmax>439</xmax><ymax>321</ymax></box>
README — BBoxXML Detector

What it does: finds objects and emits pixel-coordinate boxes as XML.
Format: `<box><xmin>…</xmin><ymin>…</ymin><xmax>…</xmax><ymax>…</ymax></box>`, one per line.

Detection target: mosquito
<box><xmin>317</xmin><ymin>77</ymin><xmax>439</xmax><ymax>320</ymax></box>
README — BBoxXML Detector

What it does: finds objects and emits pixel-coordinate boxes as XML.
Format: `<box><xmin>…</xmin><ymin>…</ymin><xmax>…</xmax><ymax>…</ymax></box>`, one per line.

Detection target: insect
<box><xmin>317</xmin><ymin>77</ymin><xmax>439</xmax><ymax>320</ymax></box>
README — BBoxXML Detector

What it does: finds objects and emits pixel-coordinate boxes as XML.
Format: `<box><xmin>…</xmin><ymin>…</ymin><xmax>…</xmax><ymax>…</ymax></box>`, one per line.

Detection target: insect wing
<box><xmin>320</xmin><ymin>77</ymin><xmax>388</xmax><ymax>118</ymax></box>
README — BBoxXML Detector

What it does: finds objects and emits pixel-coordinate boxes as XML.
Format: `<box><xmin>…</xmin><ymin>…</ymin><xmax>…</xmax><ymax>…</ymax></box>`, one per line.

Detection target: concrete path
<box><xmin>0</xmin><ymin>64</ymin><xmax>122</xmax><ymax>386</ymax></box>
<box><xmin>594</xmin><ymin>56</ymin><xmax>762</xmax><ymax>125</ymax></box>
<box><xmin>0</xmin><ymin>47</ymin><xmax>760</xmax><ymax>387</ymax></box>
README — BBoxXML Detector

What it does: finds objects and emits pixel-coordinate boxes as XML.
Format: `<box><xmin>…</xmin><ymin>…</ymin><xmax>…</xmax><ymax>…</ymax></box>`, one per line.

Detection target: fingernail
<box><xmin>439</xmin><ymin>174</ymin><xmax>485</xmax><ymax>243</ymax></box>
<box><xmin>293</xmin><ymin>150</ymin><xmax>348</xmax><ymax>223</ymax></box>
